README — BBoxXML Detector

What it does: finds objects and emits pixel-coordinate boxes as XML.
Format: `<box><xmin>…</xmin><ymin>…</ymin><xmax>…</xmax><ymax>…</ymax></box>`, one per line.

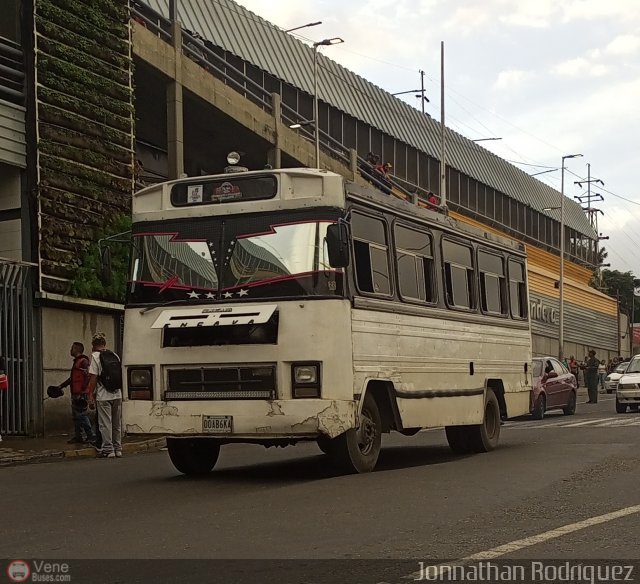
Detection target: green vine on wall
<box><xmin>68</xmin><ymin>214</ymin><xmax>132</xmax><ymax>303</ymax></box>
<box><xmin>36</xmin><ymin>0</ymin><xmax>134</xmax><ymax>298</ymax></box>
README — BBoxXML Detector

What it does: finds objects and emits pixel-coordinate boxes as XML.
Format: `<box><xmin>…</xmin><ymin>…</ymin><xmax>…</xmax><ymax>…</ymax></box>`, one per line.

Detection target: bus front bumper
<box><xmin>123</xmin><ymin>399</ymin><xmax>357</xmax><ymax>439</ymax></box>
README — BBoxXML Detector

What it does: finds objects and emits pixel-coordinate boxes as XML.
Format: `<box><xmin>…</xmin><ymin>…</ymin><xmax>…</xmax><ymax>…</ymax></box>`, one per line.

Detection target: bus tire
<box><xmin>468</xmin><ymin>389</ymin><xmax>501</xmax><ymax>453</ymax></box>
<box><xmin>446</xmin><ymin>390</ymin><xmax>501</xmax><ymax>454</ymax></box>
<box><xmin>445</xmin><ymin>426</ymin><xmax>472</xmax><ymax>454</ymax></box>
<box><xmin>167</xmin><ymin>438</ymin><xmax>220</xmax><ymax>476</ymax></box>
<box><xmin>329</xmin><ymin>393</ymin><xmax>381</xmax><ymax>473</ymax></box>
<box><xmin>316</xmin><ymin>436</ymin><xmax>332</xmax><ymax>455</ymax></box>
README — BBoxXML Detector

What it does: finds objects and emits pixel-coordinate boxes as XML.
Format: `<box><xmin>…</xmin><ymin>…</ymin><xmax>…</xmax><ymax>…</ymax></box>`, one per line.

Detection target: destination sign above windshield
<box><xmin>170</xmin><ymin>175</ymin><xmax>277</xmax><ymax>206</ymax></box>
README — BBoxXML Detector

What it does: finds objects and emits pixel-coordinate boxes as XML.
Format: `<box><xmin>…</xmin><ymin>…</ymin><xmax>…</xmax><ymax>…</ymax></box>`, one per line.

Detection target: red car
<box><xmin>531</xmin><ymin>357</ymin><xmax>578</xmax><ymax>419</ymax></box>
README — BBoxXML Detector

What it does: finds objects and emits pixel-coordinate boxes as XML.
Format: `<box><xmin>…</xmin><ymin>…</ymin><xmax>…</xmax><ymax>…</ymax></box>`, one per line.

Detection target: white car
<box><xmin>615</xmin><ymin>357</ymin><xmax>640</xmax><ymax>413</ymax></box>
<box><xmin>604</xmin><ymin>362</ymin><xmax>629</xmax><ymax>394</ymax></box>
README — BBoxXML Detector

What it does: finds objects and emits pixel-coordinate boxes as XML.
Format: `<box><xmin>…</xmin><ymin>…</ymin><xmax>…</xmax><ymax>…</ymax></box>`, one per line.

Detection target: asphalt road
<box><xmin>1</xmin><ymin>393</ymin><xmax>639</xmax><ymax>583</ymax></box>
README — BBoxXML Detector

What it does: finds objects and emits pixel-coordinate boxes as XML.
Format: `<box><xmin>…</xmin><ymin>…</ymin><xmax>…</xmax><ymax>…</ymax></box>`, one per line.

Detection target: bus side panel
<box><xmin>352</xmin><ymin>307</ymin><xmax>531</xmax><ymax>428</ymax></box>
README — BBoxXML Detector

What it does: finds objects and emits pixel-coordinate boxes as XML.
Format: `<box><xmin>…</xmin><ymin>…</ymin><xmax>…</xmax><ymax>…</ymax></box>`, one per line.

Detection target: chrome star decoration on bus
<box><xmin>223</xmin><ymin>292</ymin><xmax>233</xmax><ymax>299</ymax></box>
<box><xmin>205</xmin><ymin>292</ymin><xmax>215</xmax><ymax>299</ymax></box>
<box><xmin>237</xmin><ymin>289</ymin><xmax>249</xmax><ymax>297</ymax></box>
<box><xmin>187</xmin><ymin>291</ymin><xmax>201</xmax><ymax>299</ymax></box>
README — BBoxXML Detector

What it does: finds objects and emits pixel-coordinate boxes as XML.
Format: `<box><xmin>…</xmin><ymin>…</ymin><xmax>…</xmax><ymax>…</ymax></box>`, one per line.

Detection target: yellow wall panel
<box><xmin>449</xmin><ymin>211</ymin><xmax>616</xmax><ymax>316</ymax></box>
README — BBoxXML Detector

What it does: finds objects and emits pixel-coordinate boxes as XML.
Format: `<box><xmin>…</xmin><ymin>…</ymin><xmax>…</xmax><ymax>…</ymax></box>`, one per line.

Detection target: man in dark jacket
<box><xmin>57</xmin><ymin>342</ymin><xmax>96</xmax><ymax>444</ymax></box>
<box><xmin>585</xmin><ymin>349</ymin><xmax>599</xmax><ymax>404</ymax></box>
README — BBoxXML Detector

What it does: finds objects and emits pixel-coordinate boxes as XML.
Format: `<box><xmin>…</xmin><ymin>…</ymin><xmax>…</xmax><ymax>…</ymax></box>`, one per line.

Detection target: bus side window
<box><xmin>442</xmin><ymin>239</ymin><xmax>476</xmax><ymax>310</ymax></box>
<box><xmin>508</xmin><ymin>259</ymin><xmax>527</xmax><ymax>319</ymax></box>
<box><xmin>351</xmin><ymin>213</ymin><xmax>391</xmax><ymax>296</ymax></box>
<box><xmin>394</xmin><ymin>224</ymin><xmax>435</xmax><ymax>303</ymax></box>
<box><xmin>478</xmin><ymin>250</ymin><xmax>507</xmax><ymax>316</ymax></box>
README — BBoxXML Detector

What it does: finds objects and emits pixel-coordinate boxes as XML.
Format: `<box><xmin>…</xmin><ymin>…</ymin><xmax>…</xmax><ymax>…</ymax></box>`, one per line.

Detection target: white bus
<box><xmin>122</xmin><ymin>165</ymin><xmax>532</xmax><ymax>474</ymax></box>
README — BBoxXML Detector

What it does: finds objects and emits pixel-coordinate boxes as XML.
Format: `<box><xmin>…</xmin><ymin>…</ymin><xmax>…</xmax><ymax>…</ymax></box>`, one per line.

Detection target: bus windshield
<box><xmin>127</xmin><ymin>211</ymin><xmax>344</xmax><ymax>304</ymax></box>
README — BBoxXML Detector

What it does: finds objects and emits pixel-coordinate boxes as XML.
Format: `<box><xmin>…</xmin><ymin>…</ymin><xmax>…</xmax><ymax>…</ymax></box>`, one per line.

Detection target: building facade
<box><xmin>0</xmin><ymin>0</ymin><xmax>626</xmax><ymax>436</ymax></box>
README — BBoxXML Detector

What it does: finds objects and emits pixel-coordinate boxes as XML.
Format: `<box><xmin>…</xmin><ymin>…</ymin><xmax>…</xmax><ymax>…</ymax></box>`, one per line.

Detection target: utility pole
<box><xmin>439</xmin><ymin>42</ymin><xmax>446</xmax><ymax>208</ymax></box>
<box><xmin>574</xmin><ymin>164</ymin><xmax>605</xmax><ymax>273</ymax></box>
<box><xmin>617</xmin><ymin>290</ymin><xmax>621</xmax><ymax>357</ymax></box>
<box><xmin>420</xmin><ymin>69</ymin><xmax>425</xmax><ymax>115</ymax></box>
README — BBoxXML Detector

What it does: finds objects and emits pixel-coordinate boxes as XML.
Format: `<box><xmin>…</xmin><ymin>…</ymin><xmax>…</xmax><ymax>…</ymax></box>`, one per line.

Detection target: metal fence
<box><xmin>0</xmin><ymin>260</ymin><xmax>35</xmax><ymax>435</ymax></box>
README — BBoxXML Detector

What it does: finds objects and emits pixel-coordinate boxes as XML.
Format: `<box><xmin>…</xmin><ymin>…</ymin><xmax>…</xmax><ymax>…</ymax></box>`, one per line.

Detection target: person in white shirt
<box><xmin>87</xmin><ymin>332</ymin><xmax>123</xmax><ymax>458</ymax></box>
<box><xmin>597</xmin><ymin>359</ymin><xmax>607</xmax><ymax>391</ymax></box>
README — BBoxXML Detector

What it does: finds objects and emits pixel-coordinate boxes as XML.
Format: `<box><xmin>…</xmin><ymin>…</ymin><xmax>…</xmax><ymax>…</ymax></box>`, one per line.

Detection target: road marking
<box><xmin>403</xmin><ymin>504</ymin><xmax>640</xmax><ymax>581</ymax></box>
<box><xmin>563</xmin><ymin>417</ymin><xmax>619</xmax><ymax>427</ymax></box>
<box><xmin>503</xmin><ymin>416</ymin><xmax>640</xmax><ymax>429</ymax></box>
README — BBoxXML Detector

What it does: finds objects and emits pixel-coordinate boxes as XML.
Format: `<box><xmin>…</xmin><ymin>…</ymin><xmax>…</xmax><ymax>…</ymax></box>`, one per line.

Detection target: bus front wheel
<box><xmin>167</xmin><ymin>438</ymin><xmax>220</xmax><ymax>476</ymax></box>
<box><xmin>328</xmin><ymin>393</ymin><xmax>381</xmax><ymax>473</ymax></box>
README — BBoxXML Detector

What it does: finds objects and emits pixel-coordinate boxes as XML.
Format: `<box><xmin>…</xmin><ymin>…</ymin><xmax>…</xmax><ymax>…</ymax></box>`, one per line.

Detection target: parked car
<box><xmin>604</xmin><ymin>362</ymin><xmax>629</xmax><ymax>393</ymax></box>
<box><xmin>531</xmin><ymin>357</ymin><xmax>578</xmax><ymax>420</ymax></box>
<box><xmin>615</xmin><ymin>356</ymin><xmax>640</xmax><ymax>413</ymax></box>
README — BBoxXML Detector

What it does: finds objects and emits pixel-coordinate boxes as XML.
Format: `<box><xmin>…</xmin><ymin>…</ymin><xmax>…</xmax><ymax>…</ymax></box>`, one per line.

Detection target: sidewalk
<box><xmin>0</xmin><ymin>434</ymin><xmax>166</xmax><ymax>467</ymax></box>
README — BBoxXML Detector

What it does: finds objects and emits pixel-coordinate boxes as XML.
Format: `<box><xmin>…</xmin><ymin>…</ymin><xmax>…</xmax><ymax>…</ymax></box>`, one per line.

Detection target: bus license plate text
<box><xmin>202</xmin><ymin>415</ymin><xmax>233</xmax><ymax>433</ymax></box>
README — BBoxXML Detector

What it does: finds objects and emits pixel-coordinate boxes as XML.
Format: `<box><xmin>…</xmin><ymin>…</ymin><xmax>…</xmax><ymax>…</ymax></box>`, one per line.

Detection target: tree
<box><xmin>598</xmin><ymin>269</ymin><xmax>640</xmax><ymax>322</ymax></box>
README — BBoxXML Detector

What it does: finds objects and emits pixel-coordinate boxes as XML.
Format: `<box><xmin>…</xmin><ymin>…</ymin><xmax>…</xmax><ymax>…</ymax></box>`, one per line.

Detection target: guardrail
<box><xmin>0</xmin><ymin>36</ymin><xmax>24</xmax><ymax>106</ymax></box>
<box><xmin>131</xmin><ymin>2</ymin><xmax>441</xmax><ymax>210</ymax></box>
<box><xmin>131</xmin><ymin>0</ymin><xmax>172</xmax><ymax>42</ymax></box>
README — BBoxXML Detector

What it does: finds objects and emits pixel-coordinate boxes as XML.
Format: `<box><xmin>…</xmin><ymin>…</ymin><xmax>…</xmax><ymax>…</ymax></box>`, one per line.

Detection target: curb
<box><xmin>0</xmin><ymin>437</ymin><xmax>166</xmax><ymax>467</ymax></box>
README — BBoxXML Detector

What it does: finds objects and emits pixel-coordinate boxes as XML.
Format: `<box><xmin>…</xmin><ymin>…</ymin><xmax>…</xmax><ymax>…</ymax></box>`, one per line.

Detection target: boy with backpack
<box><xmin>87</xmin><ymin>332</ymin><xmax>123</xmax><ymax>459</ymax></box>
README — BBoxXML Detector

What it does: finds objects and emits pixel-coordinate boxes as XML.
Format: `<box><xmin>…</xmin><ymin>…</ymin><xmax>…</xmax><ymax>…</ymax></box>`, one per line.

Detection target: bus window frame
<box><xmin>441</xmin><ymin>236</ymin><xmax>478</xmax><ymax>313</ymax></box>
<box><xmin>392</xmin><ymin>221</ymin><xmax>438</xmax><ymax>307</ymax></box>
<box><xmin>477</xmin><ymin>248</ymin><xmax>508</xmax><ymax>318</ymax></box>
<box><xmin>508</xmin><ymin>258</ymin><xmax>528</xmax><ymax>320</ymax></box>
<box><xmin>350</xmin><ymin>210</ymin><xmax>394</xmax><ymax>299</ymax></box>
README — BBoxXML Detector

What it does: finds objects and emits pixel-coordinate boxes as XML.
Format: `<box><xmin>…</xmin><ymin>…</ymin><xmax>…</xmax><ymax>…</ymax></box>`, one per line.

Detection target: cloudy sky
<box><xmin>234</xmin><ymin>0</ymin><xmax>640</xmax><ymax>275</ymax></box>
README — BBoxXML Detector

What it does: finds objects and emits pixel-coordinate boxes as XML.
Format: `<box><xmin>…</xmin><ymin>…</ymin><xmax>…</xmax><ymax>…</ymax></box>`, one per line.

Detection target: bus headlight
<box><xmin>292</xmin><ymin>363</ymin><xmax>321</xmax><ymax>398</ymax></box>
<box><xmin>128</xmin><ymin>366</ymin><xmax>153</xmax><ymax>400</ymax></box>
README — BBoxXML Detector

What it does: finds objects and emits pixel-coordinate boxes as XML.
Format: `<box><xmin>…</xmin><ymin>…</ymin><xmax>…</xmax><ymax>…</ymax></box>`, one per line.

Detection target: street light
<box><xmin>313</xmin><ymin>37</ymin><xmax>343</xmax><ymax>168</ymax></box>
<box><xmin>284</xmin><ymin>21</ymin><xmax>322</xmax><ymax>33</ymax></box>
<box><xmin>289</xmin><ymin>120</ymin><xmax>314</xmax><ymax>129</ymax></box>
<box><xmin>558</xmin><ymin>153</ymin><xmax>583</xmax><ymax>361</ymax></box>
<box><xmin>392</xmin><ymin>89</ymin><xmax>422</xmax><ymax>96</ymax></box>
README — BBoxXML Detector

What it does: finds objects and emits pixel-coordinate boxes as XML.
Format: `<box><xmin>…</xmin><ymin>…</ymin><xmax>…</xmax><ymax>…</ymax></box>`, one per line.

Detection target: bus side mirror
<box><xmin>326</xmin><ymin>223</ymin><xmax>350</xmax><ymax>268</ymax></box>
<box><xmin>100</xmin><ymin>245</ymin><xmax>112</xmax><ymax>286</ymax></box>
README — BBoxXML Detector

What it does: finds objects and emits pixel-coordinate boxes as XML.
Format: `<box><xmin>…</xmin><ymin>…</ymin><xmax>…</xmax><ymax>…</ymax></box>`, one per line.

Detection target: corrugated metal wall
<box><xmin>529</xmin><ymin>291</ymin><xmax>618</xmax><ymax>353</ymax></box>
<box><xmin>141</xmin><ymin>0</ymin><xmax>596</xmax><ymax>240</ymax></box>
<box><xmin>0</xmin><ymin>100</ymin><xmax>26</xmax><ymax>168</ymax></box>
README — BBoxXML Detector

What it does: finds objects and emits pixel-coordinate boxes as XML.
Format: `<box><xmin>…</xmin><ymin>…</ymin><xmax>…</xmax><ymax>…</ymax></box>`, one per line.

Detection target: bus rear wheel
<box><xmin>167</xmin><ymin>438</ymin><xmax>220</xmax><ymax>476</ymax></box>
<box><xmin>328</xmin><ymin>393</ymin><xmax>381</xmax><ymax>473</ymax></box>
<box><xmin>445</xmin><ymin>389</ymin><xmax>501</xmax><ymax>454</ymax></box>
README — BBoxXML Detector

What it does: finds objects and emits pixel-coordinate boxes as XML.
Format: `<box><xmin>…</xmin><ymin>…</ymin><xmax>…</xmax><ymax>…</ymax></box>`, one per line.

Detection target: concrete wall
<box><xmin>41</xmin><ymin>304</ymin><xmax>121</xmax><ymax>436</ymax></box>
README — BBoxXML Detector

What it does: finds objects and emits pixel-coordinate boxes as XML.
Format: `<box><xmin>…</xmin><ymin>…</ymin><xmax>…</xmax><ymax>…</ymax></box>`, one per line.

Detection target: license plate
<box><xmin>202</xmin><ymin>415</ymin><xmax>233</xmax><ymax>433</ymax></box>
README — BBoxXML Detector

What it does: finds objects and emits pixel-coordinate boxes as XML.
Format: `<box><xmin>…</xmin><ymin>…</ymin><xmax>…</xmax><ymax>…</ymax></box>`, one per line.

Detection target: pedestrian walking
<box><xmin>585</xmin><ymin>350</ymin><xmax>599</xmax><ymax>404</ymax></box>
<box><xmin>87</xmin><ymin>332</ymin><xmax>123</xmax><ymax>459</ymax></box>
<box><xmin>56</xmin><ymin>342</ymin><xmax>96</xmax><ymax>444</ymax></box>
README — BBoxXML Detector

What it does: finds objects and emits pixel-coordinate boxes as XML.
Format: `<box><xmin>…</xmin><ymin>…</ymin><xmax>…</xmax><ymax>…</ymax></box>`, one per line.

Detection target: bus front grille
<box><xmin>165</xmin><ymin>366</ymin><xmax>276</xmax><ymax>400</ymax></box>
